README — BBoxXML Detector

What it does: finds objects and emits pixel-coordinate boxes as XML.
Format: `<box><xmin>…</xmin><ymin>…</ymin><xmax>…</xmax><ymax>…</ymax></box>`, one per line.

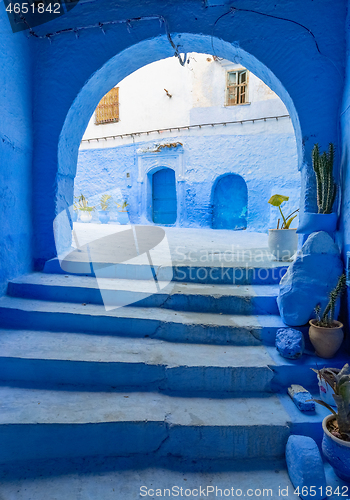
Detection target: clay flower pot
<box><xmin>268</xmin><ymin>228</ymin><xmax>298</xmax><ymax>262</ymax></box>
<box><xmin>309</xmin><ymin>319</ymin><xmax>344</xmax><ymax>358</ymax></box>
<box><xmin>322</xmin><ymin>414</ymin><xmax>350</xmax><ymax>481</ymax></box>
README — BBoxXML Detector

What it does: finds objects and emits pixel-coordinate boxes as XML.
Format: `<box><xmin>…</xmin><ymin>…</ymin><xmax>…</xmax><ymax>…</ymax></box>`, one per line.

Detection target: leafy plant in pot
<box><xmin>75</xmin><ymin>194</ymin><xmax>95</xmax><ymax>223</ymax></box>
<box><xmin>115</xmin><ymin>200</ymin><xmax>129</xmax><ymax>225</ymax></box>
<box><xmin>309</xmin><ymin>274</ymin><xmax>346</xmax><ymax>358</ymax></box>
<box><xmin>311</xmin><ymin>364</ymin><xmax>350</xmax><ymax>481</ymax></box>
<box><xmin>98</xmin><ymin>194</ymin><xmax>112</xmax><ymax>224</ymax></box>
<box><xmin>297</xmin><ymin>143</ymin><xmax>338</xmax><ymax>234</ymax></box>
<box><xmin>267</xmin><ymin>194</ymin><xmax>299</xmax><ymax>261</ymax></box>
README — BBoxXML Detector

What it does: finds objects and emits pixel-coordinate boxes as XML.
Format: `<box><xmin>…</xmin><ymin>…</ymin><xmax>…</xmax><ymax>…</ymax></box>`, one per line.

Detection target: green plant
<box><xmin>268</xmin><ymin>194</ymin><xmax>299</xmax><ymax>229</ymax></box>
<box><xmin>312</xmin><ymin>143</ymin><xmax>337</xmax><ymax>214</ymax></box>
<box><xmin>314</xmin><ymin>274</ymin><xmax>346</xmax><ymax>327</ymax></box>
<box><xmin>311</xmin><ymin>364</ymin><xmax>350</xmax><ymax>441</ymax></box>
<box><xmin>74</xmin><ymin>194</ymin><xmax>95</xmax><ymax>212</ymax></box>
<box><xmin>100</xmin><ymin>194</ymin><xmax>112</xmax><ymax>211</ymax></box>
<box><xmin>115</xmin><ymin>200</ymin><xmax>129</xmax><ymax>211</ymax></box>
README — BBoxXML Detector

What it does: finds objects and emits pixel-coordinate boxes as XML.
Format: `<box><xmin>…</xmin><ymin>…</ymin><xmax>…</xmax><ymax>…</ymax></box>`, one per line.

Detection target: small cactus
<box><xmin>314</xmin><ymin>274</ymin><xmax>346</xmax><ymax>327</ymax></box>
<box><xmin>312</xmin><ymin>143</ymin><xmax>337</xmax><ymax>214</ymax></box>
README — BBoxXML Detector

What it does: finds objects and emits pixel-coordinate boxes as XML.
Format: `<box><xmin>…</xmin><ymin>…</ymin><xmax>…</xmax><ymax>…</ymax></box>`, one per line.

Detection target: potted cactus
<box><xmin>75</xmin><ymin>194</ymin><xmax>95</xmax><ymax>223</ymax></box>
<box><xmin>267</xmin><ymin>194</ymin><xmax>299</xmax><ymax>261</ymax></box>
<box><xmin>98</xmin><ymin>194</ymin><xmax>112</xmax><ymax>224</ymax></box>
<box><xmin>311</xmin><ymin>364</ymin><xmax>350</xmax><ymax>481</ymax></box>
<box><xmin>297</xmin><ymin>143</ymin><xmax>338</xmax><ymax>234</ymax></box>
<box><xmin>309</xmin><ymin>274</ymin><xmax>346</xmax><ymax>358</ymax></box>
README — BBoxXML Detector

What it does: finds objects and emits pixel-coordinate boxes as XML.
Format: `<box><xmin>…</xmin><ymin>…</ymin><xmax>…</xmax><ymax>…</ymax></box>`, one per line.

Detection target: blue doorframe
<box><xmin>212</xmin><ymin>174</ymin><xmax>248</xmax><ymax>230</ymax></box>
<box><xmin>152</xmin><ymin>168</ymin><xmax>177</xmax><ymax>225</ymax></box>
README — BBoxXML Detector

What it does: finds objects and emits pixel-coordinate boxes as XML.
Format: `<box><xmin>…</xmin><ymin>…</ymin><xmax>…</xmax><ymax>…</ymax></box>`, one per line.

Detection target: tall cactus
<box><xmin>312</xmin><ymin>143</ymin><xmax>337</xmax><ymax>214</ymax></box>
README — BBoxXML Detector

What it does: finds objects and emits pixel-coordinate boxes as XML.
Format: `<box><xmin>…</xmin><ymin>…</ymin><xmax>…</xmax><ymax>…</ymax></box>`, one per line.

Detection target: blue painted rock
<box><xmin>288</xmin><ymin>385</ymin><xmax>315</xmax><ymax>411</ymax></box>
<box><xmin>277</xmin><ymin>231</ymin><xmax>343</xmax><ymax>326</ymax></box>
<box><xmin>275</xmin><ymin>328</ymin><xmax>304</xmax><ymax>359</ymax></box>
<box><xmin>286</xmin><ymin>435</ymin><xmax>327</xmax><ymax>500</ymax></box>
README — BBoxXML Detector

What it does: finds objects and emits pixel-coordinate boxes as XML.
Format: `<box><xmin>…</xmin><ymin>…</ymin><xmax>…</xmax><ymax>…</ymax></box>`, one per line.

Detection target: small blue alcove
<box><xmin>212</xmin><ymin>174</ymin><xmax>248</xmax><ymax>230</ymax></box>
<box><xmin>152</xmin><ymin>168</ymin><xmax>177</xmax><ymax>225</ymax></box>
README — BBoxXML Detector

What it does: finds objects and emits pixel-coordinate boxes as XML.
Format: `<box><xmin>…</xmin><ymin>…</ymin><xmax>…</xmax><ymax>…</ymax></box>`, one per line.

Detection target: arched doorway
<box><xmin>152</xmin><ymin>168</ymin><xmax>177</xmax><ymax>224</ymax></box>
<box><xmin>212</xmin><ymin>174</ymin><xmax>247</xmax><ymax>230</ymax></box>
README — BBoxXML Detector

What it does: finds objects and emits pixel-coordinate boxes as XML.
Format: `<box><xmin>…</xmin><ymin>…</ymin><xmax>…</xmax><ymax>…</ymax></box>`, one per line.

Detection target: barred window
<box><xmin>95</xmin><ymin>87</ymin><xmax>119</xmax><ymax>125</ymax></box>
<box><xmin>226</xmin><ymin>70</ymin><xmax>248</xmax><ymax>106</ymax></box>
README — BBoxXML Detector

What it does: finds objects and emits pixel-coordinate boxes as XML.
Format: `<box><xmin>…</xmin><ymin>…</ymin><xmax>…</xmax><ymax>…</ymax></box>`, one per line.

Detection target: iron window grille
<box><xmin>95</xmin><ymin>87</ymin><xmax>119</xmax><ymax>124</ymax></box>
<box><xmin>226</xmin><ymin>70</ymin><xmax>248</xmax><ymax>106</ymax></box>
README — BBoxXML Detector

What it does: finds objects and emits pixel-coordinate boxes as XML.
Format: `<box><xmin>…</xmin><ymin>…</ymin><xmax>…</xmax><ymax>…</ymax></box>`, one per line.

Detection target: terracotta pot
<box><xmin>309</xmin><ymin>319</ymin><xmax>344</xmax><ymax>358</ymax></box>
<box><xmin>322</xmin><ymin>415</ymin><xmax>350</xmax><ymax>481</ymax></box>
<box><xmin>268</xmin><ymin>228</ymin><xmax>298</xmax><ymax>262</ymax></box>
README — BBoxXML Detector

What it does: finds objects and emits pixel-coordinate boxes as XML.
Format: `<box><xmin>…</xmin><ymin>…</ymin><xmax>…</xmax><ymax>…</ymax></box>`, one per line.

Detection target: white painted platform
<box><xmin>70</xmin><ymin>223</ymin><xmax>284</xmax><ymax>268</ymax></box>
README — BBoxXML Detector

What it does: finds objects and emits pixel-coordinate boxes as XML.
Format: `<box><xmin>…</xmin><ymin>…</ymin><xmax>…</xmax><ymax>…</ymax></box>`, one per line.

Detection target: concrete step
<box><xmin>0</xmin><ymin>329</ymin><xmax>277</xmax><ymax>393</ymax></box>
<box><xmin>0</xmin><ymin>296</ymin><xmax>285</xmax><ymax>345</ymax></box>
<box><xmin>0</xmin><ymin>456</ymin><xmax>300</xmax><ymax>499</ymax></box>
<box><xmin>7</xmin><ymin>273</ymin><xmax>279</xmax><ymax>315</ymax></box>
<box><xmin>0</xmin><ymin>330</ymin><xmax>346</xmax><ymax>394</ymax></box>
<box><xmin>43</xmin><ymin>257</ymin><xmax>288</xmax><ymax>285</ymax></box>
<box><xmin>0</xmin><ymin>386</ymin><xmax>291</xmax><ymax>463</ymax></box>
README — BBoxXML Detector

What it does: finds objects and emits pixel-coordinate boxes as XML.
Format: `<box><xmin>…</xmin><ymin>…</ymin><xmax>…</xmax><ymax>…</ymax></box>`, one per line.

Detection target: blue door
<box><xmin>212</xmin><ymin>174</ymin><xmax>248</xmax><ymax>230</ymax></box>
<box><xmin>152</xmin><ymin>168</ymin><xmax>177</xmax><ymax>224</ymax></box>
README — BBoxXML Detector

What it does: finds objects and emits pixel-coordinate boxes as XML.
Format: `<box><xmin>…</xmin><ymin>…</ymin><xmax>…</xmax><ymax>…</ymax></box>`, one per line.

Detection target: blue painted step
<box><xmin>7</xmin><ymin>273</ymin><xmax>279</xmax><ymax>315</ymax></box>
<box><xmin>43</xmin><ymin>257</ymin><xmax>288</xmax><ymax>285</ymax></box>
<box><xmin>0</xmin><ymin>296</ymin><xmax>285</xmax><ymax>345</ymax></box>
<box><xmin>0</xmin><ymin>387</ymin><xmax>290</xmax><ymax>463</ymax></box>
<box><xmin>0</xmin><ymin>331</ymin><xmax>345</xmax><ymax>393</ymax></box>
<box><xmin>0</xmin><ymin>329</ymin><xmax>276</xmax><ymax>393</ymax></box>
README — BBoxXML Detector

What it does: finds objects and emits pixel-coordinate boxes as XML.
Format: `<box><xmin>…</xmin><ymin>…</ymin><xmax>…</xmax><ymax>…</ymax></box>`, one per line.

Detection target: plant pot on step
<box><xmin>317</xmin><ymin>373</ymin><xmax>336</xmax><ymax>406</ymax></box>
<box><xmin>309</xmin><ymin>319</ymin><xmax>344</xmax><ymax>358</ymax></box>
<box><xmin>79</xmin><ymin>211</ymin><xmax>93</xmax><ymax>223</ymax></box>
<box><xmin>118</xmin><ymin>211</ymin><xmax>129</xmax><ymax>225</ymax></box>
<box><xmin>296</xmin><ymin>212</ymin><xmax>337</xmax><ymax>234</ymax></box>
<box><xmin>268</xmin><ymin>228</ymin><xmax>298</xmax><ymax>262</ymax></box>
<box><xmin>98</xmin><ymin>210</ymin><xmax>110</xmax><ymax>224</ymax></box>
<box><xmin>322</xmin><ymin>414</ymin><xmax>350</xmax><ymax>481</ymax></box>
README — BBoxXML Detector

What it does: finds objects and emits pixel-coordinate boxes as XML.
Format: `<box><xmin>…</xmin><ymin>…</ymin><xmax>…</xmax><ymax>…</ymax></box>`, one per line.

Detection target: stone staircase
<box><xmin>0</xmin><ymin>260</ymin><xmax>342</xmax><ymax>470</ymax></box>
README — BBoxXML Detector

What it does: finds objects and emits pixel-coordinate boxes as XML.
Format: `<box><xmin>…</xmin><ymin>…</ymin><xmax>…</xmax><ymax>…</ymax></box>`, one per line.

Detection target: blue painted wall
<box><xmin>75</xmin><ymin>132</ymin><xmax>300</xmax><ymax>231</ymax></box>
<box><xmin>0</xmin><ymin>9</ymin><xmax>33</xmax><ymax>294</ymax></box>
<box><xmin>339</xmin><ymin>1</ymin><xmax>350</xmax><ymax>350</ymax></box>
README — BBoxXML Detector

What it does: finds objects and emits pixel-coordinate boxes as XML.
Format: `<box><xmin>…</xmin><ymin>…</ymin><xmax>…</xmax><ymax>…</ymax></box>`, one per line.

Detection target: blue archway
<box><xmin>212</xmin><ymin>174</ymin><xmax>248</xmax><ymax>230</ymax></box>
<box><xmin>55</xmin><ymin>34</ymin><xmax>302</xmax><ymax>255</ymax></box>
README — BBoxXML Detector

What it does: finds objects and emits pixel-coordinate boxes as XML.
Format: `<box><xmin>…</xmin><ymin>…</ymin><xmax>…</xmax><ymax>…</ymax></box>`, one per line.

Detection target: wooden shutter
<box><xmin>95</xmin><ymin>87</ymin><xmax>119</xmax><ymax>124</ymax></box>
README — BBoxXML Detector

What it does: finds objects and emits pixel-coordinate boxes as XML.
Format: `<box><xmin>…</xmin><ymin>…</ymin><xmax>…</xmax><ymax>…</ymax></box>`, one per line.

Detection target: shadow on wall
<box><xmin>212</xmin><ymin>174</ymin><xmax>248</xmax><ymax>230</ymax></box>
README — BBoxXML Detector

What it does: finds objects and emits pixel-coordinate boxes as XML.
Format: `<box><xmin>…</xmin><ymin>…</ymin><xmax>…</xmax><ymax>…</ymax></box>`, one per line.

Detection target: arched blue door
<box><xmin>212</xmin><ymin>174</ymin><xmax>248</xmax><ymax>229</ymax></box>
<box><xmin>152</xmin><ymin>168</ymin><xmax>177</xmax><ymax>224</ymax></box>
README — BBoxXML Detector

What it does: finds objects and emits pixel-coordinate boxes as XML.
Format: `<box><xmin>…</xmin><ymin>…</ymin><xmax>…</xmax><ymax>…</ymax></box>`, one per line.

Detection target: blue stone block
<box><xmin>288</xmin><ymin>385</ymin><xmax>315</xmax><ymax>412</ymax></box>
<box><xmin>275</xmin><ymin>328</ymin><xmax>305</xmax><ymax>359</ymax></box>
<box><xmin>286</xmin><ymin>435</ymin><xmax>327</xmax><ymax>500</ymax></box>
